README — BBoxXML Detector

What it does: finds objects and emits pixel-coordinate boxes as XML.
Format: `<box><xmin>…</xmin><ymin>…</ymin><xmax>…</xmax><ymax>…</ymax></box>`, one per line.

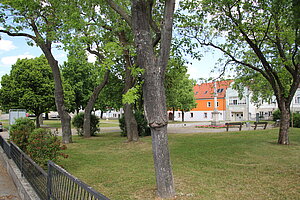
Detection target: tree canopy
<box><xmin>165</xmin><ymin>57</ymin><xmax>197</xmax><ymax>120</ymax></box>
<box><xmin>0</xmin><ymin>56</ymin><xmax>55</xmax><ymax>127</ymax></box>
<box><xmin>178</xmin><ymin>0</ymin><xmax>300</xmax><ymax>144</ymax></box>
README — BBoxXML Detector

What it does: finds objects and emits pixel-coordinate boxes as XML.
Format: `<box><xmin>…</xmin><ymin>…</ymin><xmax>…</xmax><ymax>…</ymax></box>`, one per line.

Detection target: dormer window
<box><xmin>217</xmin><ymin>89</ymin><xmax>223</xmax><ymax>93</ymax></box>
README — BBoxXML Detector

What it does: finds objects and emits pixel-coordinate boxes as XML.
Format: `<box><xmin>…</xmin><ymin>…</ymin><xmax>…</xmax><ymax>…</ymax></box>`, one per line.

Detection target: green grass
<box><xmin>60</xmin><ymin>128</ymin><xmax>300</xmax><ymax>200</ymax></box>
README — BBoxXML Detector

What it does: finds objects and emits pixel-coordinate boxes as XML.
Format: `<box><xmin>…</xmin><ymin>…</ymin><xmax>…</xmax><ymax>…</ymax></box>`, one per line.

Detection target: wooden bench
<box><xmin>225</xmin><ymin>122</ymin><xmax>243</xmax><ymax>131</ymax></box>
<box><xmin>253</xmin><ymin>122</ymin><xmax>268</xmax><ymax>130</ymax></box>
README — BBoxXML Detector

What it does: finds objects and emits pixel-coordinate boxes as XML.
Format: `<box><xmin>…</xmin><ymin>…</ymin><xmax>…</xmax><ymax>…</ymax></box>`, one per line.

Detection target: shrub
<box><xmin>272</xmin><ymin>109</ymin><xmax>281</xmax><ymax>121</ymax></box>
<box><xmin>292</xmin><ymin>112</ymin><xmax>300</xmax><ymax>128</ymax></box>
<box><xmin>119</xmin><ymin>110</ymin><xmax>151</xmax><ymax>137</ymax></box>
<box><xmin>272</xmin><ymin>109</ymin><xmax>300</xmax><ymax>128</ymax></box>
<box><xmin>9</xmin><ymin>117</ymin><xmax>35</xmax><ymax>152</ymax></box>
<box><xmin>72</xmin><ymin>112</ymin><xmax>100</xmax><ymax>136</ymax></box>
<box><xmin>27</xmin><ymin>128</ymin><xmax>67</xmax><ymax>168</ymax></box>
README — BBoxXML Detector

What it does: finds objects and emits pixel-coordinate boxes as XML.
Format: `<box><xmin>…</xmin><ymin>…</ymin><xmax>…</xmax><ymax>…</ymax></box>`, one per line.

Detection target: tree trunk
<box><xmin>124</xmin><ymin>103</ymin><xmax>139</xmax><ymax>142</ymax></box>
<box><xmin>35</xmin><ymin>115</ymin><xmax>40</xmax><ymax>128</ymax></box>
<box><xmin>144</xmin><ymin>69</ymin><xmax>175</xmax><ymax>198</ymax></box>
<box><xmin>181</xmin><ymin>110</ymin><xmax>184</xmax><ymax>122</ymax></box>
<box><xmin>132</xmin><ymin>1</ymin><xmax>176</xmax><ymax>197</ymax></box>
<box><xmin>278</xmin><ymin>105</ymin><xmax>290</xmax><ymax>144</ymax></box>
<box><xmin>172</xmin><ymin>107</ymin><xmax>175</xmax><ymax>121</ymax></box>
<box><xmin>39</xmin><ymin>114</ymin><xmax>43</xmax><ymax>125</ymax></box>
<box><xmin>83</xmin><ymin>71</ymin><xmax>109</xmax><ymax>137</ymax></box>
<box><xmin>100</xmin><ymin>110</ymin><xmax>104</xmax><ymax>119</ymax></box>
<box><xmin>41</xmin><ymin>47</ymin><xmax>72</xmax><ymax>144</ymax></box>
<box><xmin>119</xmin><ymin>30</ymin><xmax>139</xmax><ymax>142</ymax></box>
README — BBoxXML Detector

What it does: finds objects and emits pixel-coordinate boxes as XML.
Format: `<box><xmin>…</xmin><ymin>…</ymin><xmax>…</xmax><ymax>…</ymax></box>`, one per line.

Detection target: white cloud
<box><xmin>1</xmin><ymin>53</ymin><xmax>35</xmax><ymax>66</ymax></box>
<box><xmin>0</xmin><ymin>40</ymin><xmax>17</xmax><ymax>51</ymax></box>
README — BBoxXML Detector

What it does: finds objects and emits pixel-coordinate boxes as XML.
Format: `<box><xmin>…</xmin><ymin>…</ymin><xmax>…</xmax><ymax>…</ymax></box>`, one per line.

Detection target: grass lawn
<box><xmin>60</xmin><ymin>128</ymin><xmax>300</xmax><ymax>200</ymax></box>
<box><xmin>41</xmin><ymin>119</ymin><xmax>120</xmax><ymax>128</ymax></box>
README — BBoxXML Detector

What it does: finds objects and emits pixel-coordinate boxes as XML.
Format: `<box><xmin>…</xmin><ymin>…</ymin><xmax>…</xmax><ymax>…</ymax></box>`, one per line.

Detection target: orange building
<box><xmin>169</xmin><ymin>80</ymin><xmax>233</xmax><ymax>121</ymax></box>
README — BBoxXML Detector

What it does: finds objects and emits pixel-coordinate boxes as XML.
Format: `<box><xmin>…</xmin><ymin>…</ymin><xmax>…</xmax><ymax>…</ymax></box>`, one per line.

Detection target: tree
<box><xmin>0</xmin><ymin>0</ymin><xmax>73</xmax><ymax>143</ymax></box>
<box><xmin>179</xmin><ymin>0</ymin><xmax>300</xmax><ymax>144</ymax></box>
<box><xmin>61</xmin><ymin>47</ymin><xmax>100</xmax><ymax>114</ymax></box>
<box><xmin>105</xmin><ymin>0</ymin><xmax>176</xmax><ymax>198</ymax></box>
<box><xmin>0</xmin><ymin>56</ymin><xmax>55</xmax><ymax>127</ymax></box>
<box><xmin>165</xmin><ymin>58</ymin><xmax>197</xmax><ymax>121</ymax></box>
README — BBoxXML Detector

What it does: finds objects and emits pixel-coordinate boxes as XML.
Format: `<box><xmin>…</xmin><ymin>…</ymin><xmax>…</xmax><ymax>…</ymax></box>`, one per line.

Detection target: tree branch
<box><xmin>0</xmin><ymin>29</ymin><xmax>36</xmax><ymax>41</ymax></box>
<box><xmin>274</xmin><ymin>19</ymin><xmax>295</xmax><ymax>74</ymax></box>
<box><xmin>105</xmin><ymin>0</ymin><xmax>132</xmax><ymax>27</ymax></box>
<box><xmin>158</xmin><ymin>0</ymin><xmax>176</xmax><ymax>74</ymax></box>
<box><xmin>227</xmin><ymin>9</ymin><xmax>285</xmax><ymax>99</ymax></box>
<box><xmin>86</xmin><ymin>45</ymin><xmax>104</xmax><ymax>62</ymax></box>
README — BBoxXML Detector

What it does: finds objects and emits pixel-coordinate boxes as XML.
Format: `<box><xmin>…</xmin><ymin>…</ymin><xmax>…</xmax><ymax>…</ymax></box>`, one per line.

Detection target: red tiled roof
<box><xmin>194</xmin><ymin>80</ymin><xmax>233</xmax><ymax>99</ymax></box>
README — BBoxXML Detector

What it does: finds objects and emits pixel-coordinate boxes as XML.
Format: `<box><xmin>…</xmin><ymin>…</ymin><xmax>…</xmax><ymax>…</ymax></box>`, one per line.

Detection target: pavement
<box><xmin>0</xmin><ymin>150</ymin><xmax>20</xmax><ymax>200</ymax></box>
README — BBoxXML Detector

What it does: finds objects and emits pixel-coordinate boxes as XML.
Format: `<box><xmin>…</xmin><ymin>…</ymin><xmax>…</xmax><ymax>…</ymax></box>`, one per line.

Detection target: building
<box><xmin>170</xmin><ymin>80</ymin><xmax>233</xmax><ymax>121</ymax></box>
<box><xmin>169</xmin><ymin>80</ymin><xmax>300</xmax><ymax>122</ymax></box>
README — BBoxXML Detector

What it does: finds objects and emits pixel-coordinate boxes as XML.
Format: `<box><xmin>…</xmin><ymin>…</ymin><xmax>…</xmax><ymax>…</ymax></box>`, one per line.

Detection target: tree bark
<box><xmin>181</xmin><ymin>110</ymin><xmax>184</xmax><ymax>122</ymax></box>
<box><xmin>124</xmin><ymin>103</ymin><xmax>139</xmax><ymax>141</ymax></box>
<box><xmin>83</xmin><ymin>71</ymin><xmax>109</xmax><ymax>137</ymax></box>
<box><xmin>172</xmin><ymin>107</ymin><xmax>175</xmax><ymax>121</ymax></box>
<box><xmin>119</xmin><ymin>31</ymin><xmax>139</xmax><ymax>142</ymax></box>
<box><xmin>42</xmin><ymin>49</ymin><xmax>72</xmax><ymax>144</ymax></box>
<box><xmin>131</xmin><ymin>0</ymin><xmax>176</xmax><ymax>198</ymax></box>
<box><xmin>35</xmin><ymin>115</ymin><xmax>40</xmax><ymax>128</ymax></box>
<box><xmin>278</xmin><ymin>103</ymin><xmax>290</xmax><ymax>144</ymax></box>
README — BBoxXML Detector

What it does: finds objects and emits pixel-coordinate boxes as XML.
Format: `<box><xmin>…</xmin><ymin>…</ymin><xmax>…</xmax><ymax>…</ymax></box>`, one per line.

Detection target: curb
<box><xmin>0</xmin><ymin>149</ymin><xmax>40</xmax><ymax>200</ymax></box>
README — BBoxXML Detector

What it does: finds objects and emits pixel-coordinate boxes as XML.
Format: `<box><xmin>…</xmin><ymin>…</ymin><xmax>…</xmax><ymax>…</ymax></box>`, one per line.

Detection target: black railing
<box><xmin>0</xmin><ymin>135</ymin><xmax>11</xmax><ymax>158</ymax></box>
<box><xmin>0</xmin><ymin>135</ymin><xmax>109</xmax><ymax>200</ymax></box>
<box><xmin>48</xmin><ymin>161</ymin><xmax>110</xmax><ymax>200</ymax></box>
<box><xmin>10</xmin><ymin>142</ymin><xmax>48</xmax><ymax>199</ymax></box>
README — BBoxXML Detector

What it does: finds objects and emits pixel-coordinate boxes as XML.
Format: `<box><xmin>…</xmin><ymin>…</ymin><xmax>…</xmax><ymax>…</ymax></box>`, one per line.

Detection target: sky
<box><xmin>0</xmin><ymin>32</ymin><xmax>225</xmax><ymax>83</ymax></box>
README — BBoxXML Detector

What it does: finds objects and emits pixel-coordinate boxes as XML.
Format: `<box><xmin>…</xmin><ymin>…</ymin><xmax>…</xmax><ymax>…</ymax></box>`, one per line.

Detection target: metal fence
<box><xmin>0</xmin><ymin>135</ymin><xmax>11</xmax><ymax>158</ymax></box>
<box><xmin>10</xmin><ymin>142</ymin><xmax>48</xmax><ymax>199</ymax></box>
<box><xmin>47</xmin><ymin>161</ymin><xmax>110</xmax><ymax>200</ymax></box>
<box><xmin>0</xmin><ymin>135</ymin><xmax>110</xmax><ymax>200</ymax></box>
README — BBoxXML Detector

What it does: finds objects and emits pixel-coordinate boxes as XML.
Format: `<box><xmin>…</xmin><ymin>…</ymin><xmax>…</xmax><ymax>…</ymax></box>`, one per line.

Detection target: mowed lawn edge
<box><xmin>60</xmin><ymin>128</ymin><xmax>300</xmax><ymax>200</ymax></box>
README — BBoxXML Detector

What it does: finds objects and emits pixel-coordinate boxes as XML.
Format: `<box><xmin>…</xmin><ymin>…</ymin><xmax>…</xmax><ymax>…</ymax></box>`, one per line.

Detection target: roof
<box><xmin>194</xmin><ymin>80</ymin><xmax>233</xmax><ymax>99</ymax></box>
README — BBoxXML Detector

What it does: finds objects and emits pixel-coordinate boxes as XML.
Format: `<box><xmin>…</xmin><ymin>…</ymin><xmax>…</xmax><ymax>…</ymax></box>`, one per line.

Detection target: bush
<box><xmin>272</xmin><ymin>109</ymin><xmax>300</xmax><ymax>128</ymax></box>
<box><xmin>9</xmin><ymin>117</ymin><xmax>35</xmax><ymax>152</ymax></box>
<box><xmin>292</xmin><ymin>112</ymin><xmax>300</xmax><ymax>128</ymax></box>
<box><xmin>272</xmin><ymin>109</ymin><xmax>281</xmax><ymax>121</ymax></box>
<box><xmin>72</xmin><ymin>112</ymin><xmax>100</xmax><ymax>136</ymax></box>
<box><xmin>119</xmin><ymin>110</ymin><xmax>151</xmax><ymax>137</ymax></box>
<box><xmin>27</xmin><ymin>128</ymin><xmax>67</xmax><ymax>168</ymax></box>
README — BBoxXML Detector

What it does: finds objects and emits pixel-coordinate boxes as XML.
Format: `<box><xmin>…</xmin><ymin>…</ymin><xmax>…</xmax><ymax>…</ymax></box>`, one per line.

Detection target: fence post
<box><xmin>7</xmin><ymin>142</ymin><xmax>11</xmax><ymax>159</ymax></box>
<box><xmin>20</xmin><ymin>153</ymin><xmax>23</xmax><ymax>177</ymax></box>
<box><xmin>47</xmin><ymin>161</ymin><xmax>52</xmax><ymax>200</ymax></box>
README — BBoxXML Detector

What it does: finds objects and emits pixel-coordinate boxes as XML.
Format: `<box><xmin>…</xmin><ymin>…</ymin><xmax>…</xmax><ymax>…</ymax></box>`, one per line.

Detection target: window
<box><xmin>204</xmin><ymin>113</ymin><xmax>207</xmax><ymax>118</ymax></box>
<box><xmin>178</xmin><ymin>113</ymin><xmax>181</xmax><ymax>118</ymax></box>
<box><xmin>295</xmin><ymin>96</ymin><xmax>300</xmax><ymax>104</ymax></box>
<box><xmin>259</xmin><ymin>111</ymin><xmax>264</xmax><ymax>116</ymax></box>
<box><xmin>233</xmin><ymin>100</ymin><xmax>238</xmax><ymax>105</ymax></box>
<box><xmin>217</xmin><ymin>88</ymin><xmax>224</xmax><ymax>93</ymax></box>
<box><xmin>204</xmin><ymin>91</ymin><xmax>208</xmax><ymax>94</ymax></box>
<box><xmin>268</xmin><ymin>111</ymin><xmax>272</xmax><ymax>116</ymax></box>
<box><xmin>207</xmin><ymin>102</ymin><xmax>211</xmax><ymax>107</ymax></box>
<box><xmin>190</xmin><ymin>113</ymin><xmax>194</xmax><ymax>118</ymax></box>
<box><xmin>217</xmin><ymin>101</ymin><xmax>219</xmax><ymax>107</ymax></box>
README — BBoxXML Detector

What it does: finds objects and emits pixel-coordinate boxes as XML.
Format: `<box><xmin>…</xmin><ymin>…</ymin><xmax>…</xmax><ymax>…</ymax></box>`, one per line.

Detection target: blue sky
<box><xmin>0</xmin><ymin>34</ymin><xmax>67</xmax><ymax>78</ymax></box>
<box><xmin>0</xmin><ymin>33</ymin><xmax>223</xmax><ymax>81</ymax></box>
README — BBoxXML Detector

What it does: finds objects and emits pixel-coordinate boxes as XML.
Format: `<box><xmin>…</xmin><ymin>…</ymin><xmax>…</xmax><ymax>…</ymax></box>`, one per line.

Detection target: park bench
<box><xmin>253</xmin><ymin>122</ymin><xmax>268</xmax><ymax>130</ymax></box>
<box><xmin>225</xmin><ymin>122</ymin><xmax>243</xmax><ymax>131</ymax></box>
